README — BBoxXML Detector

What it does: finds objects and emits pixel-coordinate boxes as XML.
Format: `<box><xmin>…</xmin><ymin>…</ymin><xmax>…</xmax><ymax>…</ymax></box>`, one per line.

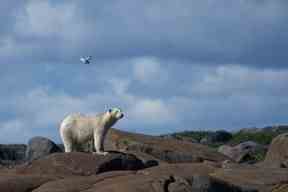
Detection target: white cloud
<box><xmin>128</xmin><ymin>99</ymin><xmax>177</xmax><ymax>125</ymax></box>
<box><xmin>107</xmin><ymin>77</ymin><xmax>179</xmax><ymax>126</ymax></box>
<box><xmin>0</xmin><ymin>35</ymin><xmax>31</xmax><ymax>58</ymax></box>
<box><xmin>16</xmin><ymin>1</ymin><xmax>76</xmax><ymax>37</ymax></box>
<box><xmin>13</xmin><ymin>0</ymin><xmax>90</xmax><ymax>53</ymax></box>
<box><xmin>5</xmin><ymin>87</ymin><xmax>115</xmax><ymax>143</ymax></box>
<box><xmin>132</xmin><ymin>57</ymin><xmax>167</xmax><ymax>84</ymax></box>
<box><xmin>0</xmin><ymin>119</ymin><xmax>32</xmax><ymax>143</ymax></box>
<box><xmin>191</xmin><ymin>65</ymin><xmax>288</xmax><ymax>97</ymax></box>
<box><xmin>15</xmin><ymin>87</ymin><xmax>108</xmax><ymax>128</ymax></box>
<box><xmin>108</xmin><ymin>78</ymin><xmax>133</xmax><ymax>99</ymax></box>
<box><xmin>1</xmin><ymin>61</ymin><xmax>288</xmax><ymax>143</ymax></box>
<box><xmin>3</xmin><ymin>78</ymin><xmax>181</xmax><ymax>142</ymax></box>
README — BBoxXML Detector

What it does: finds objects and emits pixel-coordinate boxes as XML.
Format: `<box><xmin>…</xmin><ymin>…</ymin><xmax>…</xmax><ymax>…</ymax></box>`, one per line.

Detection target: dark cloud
<box><xmin>0</xmin><ymin>1</ymin><xmax>25</xmax><ymax>45</ymax></box>
<box><xmin>0</xmin><ymin>1</ymin><xmax>287</xmax><ymax>68</ymax></box>
<box><xmin>72</xmin><ymin>0</ymin><xmax>288</xmax><ymax>67</ymax></box>
<box><xmin>1</xmin><ymin>1</ymin><xmax>288</xmax><ymax>143</ymax></box>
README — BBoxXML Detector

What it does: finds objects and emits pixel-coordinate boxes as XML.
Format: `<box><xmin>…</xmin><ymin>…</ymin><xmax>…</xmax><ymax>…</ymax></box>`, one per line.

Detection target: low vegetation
<box><xmin>230</xmin><ymin>132</ymin><xmax>278</xmax><ymax>145</ymax></box>
<box><xmin>165</xmin><ymin>126</ymin><xmax>288</xmax><ymax>146</ymax></box>
<box><xmin>163</xmin><ymin>127</ymin><xmax>288</xmax><ymax>162</ymax></box>
<box><xmin>164</xmin><ymin>131</ymin><xmax>212</xmax><ymax>142</ymax></box>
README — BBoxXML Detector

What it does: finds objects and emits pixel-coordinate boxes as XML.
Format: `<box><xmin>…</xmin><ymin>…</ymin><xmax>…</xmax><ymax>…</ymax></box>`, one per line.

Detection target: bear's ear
<box><xmin>108</xmin><ymin>109</ymin><xmax>112</xmax><ymax>113</ymax></box>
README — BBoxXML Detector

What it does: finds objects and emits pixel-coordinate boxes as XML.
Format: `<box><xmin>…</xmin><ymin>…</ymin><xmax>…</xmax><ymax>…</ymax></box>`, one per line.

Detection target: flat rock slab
<box><xmin>0</xmin><ymin>174</ymin><xmax>54</xmax><ymax>192</ymax></box>
<box><xmin>32</xmin><ymin>163</ymin><xmax>218</xmax><ymax>192</ymax></box>
<box><xmin>33</xmin><ymin>171</ymin><xmax>135</xmax><ymax>192</ymax></box>
<box><xmin>12</xmin><ymin>152</ymin><xmax>144</xmax><ymax>176</ymax></box>
<box><xmin>211</xmin><ymin>167</ymin><xmax>288</xmax><ymax>192</ymax></box>
<box><xmin>81</xmin><ymin>163</ymin><xmax>252</xmax><ymax>192</ymax></box>
<box><xmin>107</xmin><ymin>129</ymin><xmax>231</xmax><ymax>163</ymax></box>
<box><xmin>0</xmin><ymin>163</ymin><xmax>275</xmax><ymax>192</ymax></box>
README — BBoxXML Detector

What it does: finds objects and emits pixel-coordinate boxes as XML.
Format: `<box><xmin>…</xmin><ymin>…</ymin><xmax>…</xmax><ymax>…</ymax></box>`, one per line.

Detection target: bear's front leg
<box><xmin>93</xmin><ymin>129</ymin><xmax>108</xmax><ymax>155</ymax></box>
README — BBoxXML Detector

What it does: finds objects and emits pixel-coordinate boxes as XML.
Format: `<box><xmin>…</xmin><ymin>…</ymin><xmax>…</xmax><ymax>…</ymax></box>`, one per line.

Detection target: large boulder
<box><xmin>25</xmin><ymin>136</ymin><xmax>62</xmax><ymax>161</ymax></box>
<box><xmin>105</xmin><ymin>129</ymin><xmax>230</xmax><ymax>163</ymax></box>
<box><xmin>125</xmin><ymin>140</ymin><xmax>229</xmax><ymax>163</ymax></box>
<box><xmin>15</xmin><ymin>152</ymin><xmax>144</xmax><ymax>176</ymax></box>
<box><xmin>218</xmin><ymin>141</ymin><xmax>264</xmax><ymax>163</ymax></box>
<box><xmin>262</xmin><ymin>133</ymin><xmax>288</xmax><ymax>168</ymax></box>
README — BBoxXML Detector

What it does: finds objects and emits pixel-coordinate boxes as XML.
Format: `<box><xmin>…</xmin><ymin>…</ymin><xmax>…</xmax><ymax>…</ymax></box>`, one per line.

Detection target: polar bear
<box><xmin>59</xmin><ymin>108</ymin><xmax>124</xmax><ymax>155</ymax></box>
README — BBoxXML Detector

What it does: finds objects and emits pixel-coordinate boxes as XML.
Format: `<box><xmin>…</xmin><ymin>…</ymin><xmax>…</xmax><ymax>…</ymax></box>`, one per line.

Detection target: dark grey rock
<box><xmin>16</xmin><ymin>151</ymin><xmax>145</xmax><ymax>176</ymax></box>
<box><xmin>0</xmin><ymin>144</ymin><xmax>26</xmax><ymax>165</ymax></box>
<box><xmin>218</xmin><ymin>141</ymin><xmax>264</xmax><ymax>163</ymax></box>
<box><xmin>127</xmin><ymin>143</ymin><xmax>204</xmax><ymax>163</ymax></box>
<box><xmin>57</xmin><ymin>144</ymin><xmax>64</xmax><ymax>152</ymax></box>
<box><xmin>125</xmin><ymin>151</ymin><xmax>160</xmax><ymax>168</ymax></box>
<box><xmin>25</xmin><ymin>136</ymin><xmax>63</xmax><ymax>161</ymax></box>
<box><xmin>168</xmin><ymin>176</ymin><xmax>193</xmax><ymax>192</ymax></box>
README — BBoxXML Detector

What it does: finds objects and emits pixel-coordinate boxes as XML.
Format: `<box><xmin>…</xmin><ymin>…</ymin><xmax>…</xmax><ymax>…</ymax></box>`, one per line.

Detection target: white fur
<box><xmin>59</xmin><ymin>108</ymin><xmax>124</xmax><ymax>155</ymax></box>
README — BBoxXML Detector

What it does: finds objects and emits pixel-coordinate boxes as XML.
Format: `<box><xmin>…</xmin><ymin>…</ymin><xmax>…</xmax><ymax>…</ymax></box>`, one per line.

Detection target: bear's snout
<box><xmin>120</xmin><ymin>113</ymin><xmax>124</xmax><ymax>119</ymax></box>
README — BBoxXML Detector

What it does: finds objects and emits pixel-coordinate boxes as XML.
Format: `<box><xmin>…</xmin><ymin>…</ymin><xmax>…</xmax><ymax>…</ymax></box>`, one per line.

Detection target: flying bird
<box><xmin>80</xmin><ymin>56</ymin><xmax>92</xmax><ymax>64</ymax></box>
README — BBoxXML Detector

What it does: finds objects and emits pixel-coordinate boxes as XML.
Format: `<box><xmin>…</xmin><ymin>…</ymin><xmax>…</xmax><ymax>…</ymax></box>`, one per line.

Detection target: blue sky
<box><xmin>1</xmin><ymin>0</ymin><xmax>288</xmax><ymax>143</ymax></box>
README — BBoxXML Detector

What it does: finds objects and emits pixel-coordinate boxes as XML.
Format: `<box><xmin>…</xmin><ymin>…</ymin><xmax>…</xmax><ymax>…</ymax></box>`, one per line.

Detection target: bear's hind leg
<box><xmin>64</xmin><ymin>140</ymin><xmax>73</xmax><ymax>152</ymax></box>
<box><xmin>61</xmin><ymin>134</ymin><xmax>74</xmax><ymax>152</ymax></box>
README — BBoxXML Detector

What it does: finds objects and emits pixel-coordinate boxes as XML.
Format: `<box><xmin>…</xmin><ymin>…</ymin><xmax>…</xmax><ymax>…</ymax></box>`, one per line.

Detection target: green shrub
<box><xmin>170</xmin><ymin>130</ymin><xmax>212</xmax><ymax>142</ymax></box>
<box><xmin>230</xmin><ymin>132</ymin><xmax>278</xmax><ymax>145</ymax></box>
<box><xmin>121</xmin><ymin>139</ymin><xmax>132</xmax><ymax>146</ymax></box>
<box><xmin>253</xmin><ymin>150</ymin><xmax>266</xmax><ymax>161</ymax></box>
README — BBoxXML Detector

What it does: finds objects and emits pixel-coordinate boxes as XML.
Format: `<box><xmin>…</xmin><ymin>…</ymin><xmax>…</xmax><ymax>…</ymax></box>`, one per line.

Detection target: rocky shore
<box><xmin>0</xmin><ymin>128</ymin><xmax>287</xmax><ymax>192</ymax></box>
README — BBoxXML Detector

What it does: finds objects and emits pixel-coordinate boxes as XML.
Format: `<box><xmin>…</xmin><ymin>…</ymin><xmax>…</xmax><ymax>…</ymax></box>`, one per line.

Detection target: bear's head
<box><xmin>108</xmin><ymin>107</ymin><xmax>124</xmax><ymax>120</ymax></box>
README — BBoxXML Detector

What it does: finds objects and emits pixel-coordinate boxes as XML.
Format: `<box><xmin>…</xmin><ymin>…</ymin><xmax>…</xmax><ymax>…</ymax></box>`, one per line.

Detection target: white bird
<box><xmin>80</xmin><ymin>56</ymin><xmax>92</xmax><ymax>64</ymax></box>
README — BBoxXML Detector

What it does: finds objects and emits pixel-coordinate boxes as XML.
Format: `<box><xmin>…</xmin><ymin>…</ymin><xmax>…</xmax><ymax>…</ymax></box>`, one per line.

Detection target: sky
<box><xmin>0</xmin><ymin>0</ymin><xmax>288</xmax><ymax>143</ymax></box>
